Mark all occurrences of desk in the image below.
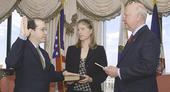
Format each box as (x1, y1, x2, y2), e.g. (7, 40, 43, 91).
(157, 75, 170, 92)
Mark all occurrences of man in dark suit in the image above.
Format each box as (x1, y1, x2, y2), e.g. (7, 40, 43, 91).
(5, 16, 78, 92)
(104, 2, 160, 92)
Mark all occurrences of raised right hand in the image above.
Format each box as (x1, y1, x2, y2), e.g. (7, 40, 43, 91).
(20, 16, 30, 38)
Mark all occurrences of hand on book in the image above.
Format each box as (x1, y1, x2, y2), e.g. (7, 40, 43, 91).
(78, 75, 93, 83)
(63, 71, 80, 81)
(63, 70, 79, 76)
(65, 75, 87, 85)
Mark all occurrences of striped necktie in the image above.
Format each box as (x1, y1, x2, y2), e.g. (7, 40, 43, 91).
(36, 48, 46, 69)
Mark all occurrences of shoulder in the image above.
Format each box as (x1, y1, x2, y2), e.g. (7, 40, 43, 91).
(140, 26, 160, 42)
(93, 45, 105, 51)
(67, 45, 77, 50)
(95, 45, 105, 49)
(142, 26, 156, 38)
(144, 29, 160, 42)
(67, 45, 79, 52)
(140, 29, 160, 48)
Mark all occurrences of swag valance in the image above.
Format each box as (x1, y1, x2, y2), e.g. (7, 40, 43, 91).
(1, 0, 170, 23)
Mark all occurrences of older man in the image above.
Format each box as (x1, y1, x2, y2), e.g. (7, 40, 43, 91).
(104, 2, 160, 92)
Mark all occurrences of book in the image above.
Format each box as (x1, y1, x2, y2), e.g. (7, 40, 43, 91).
(64, 75, 85, 81)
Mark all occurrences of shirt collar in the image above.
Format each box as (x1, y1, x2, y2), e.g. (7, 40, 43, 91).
(32, 42, 39, 48)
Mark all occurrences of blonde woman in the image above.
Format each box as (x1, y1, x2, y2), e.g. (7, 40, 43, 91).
(65, 19, 108, 92)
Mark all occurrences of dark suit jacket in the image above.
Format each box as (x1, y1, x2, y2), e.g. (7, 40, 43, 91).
(5, 38, 64, 92)
(115, 25, 160, 92)
(65, 45, 108, 92)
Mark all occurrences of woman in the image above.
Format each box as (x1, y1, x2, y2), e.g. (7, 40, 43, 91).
(65, 19, 108, 92)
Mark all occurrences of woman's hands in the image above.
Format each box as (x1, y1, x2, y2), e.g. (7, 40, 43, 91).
(63, 71, 93, 84)
(62, 70, 79, 76)
(78, 74, 93, 83)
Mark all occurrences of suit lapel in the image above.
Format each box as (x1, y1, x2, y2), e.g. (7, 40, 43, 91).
(27, 40, 42, 66)
(86, 48, 93, 63)
(120, 41, 135, 62)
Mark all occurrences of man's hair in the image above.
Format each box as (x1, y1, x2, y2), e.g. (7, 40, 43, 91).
(27, 19, 36, 30)
(135, 2, 147, 20)
(126, 1, 147, 21)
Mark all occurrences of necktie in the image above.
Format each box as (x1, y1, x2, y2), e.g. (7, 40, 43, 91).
(36, 48, 46, 69)
(127, 34, 134, 43)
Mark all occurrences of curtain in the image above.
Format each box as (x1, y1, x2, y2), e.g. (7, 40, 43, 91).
(77, 0, 128, 21)
(1, 0, 170, 22)
(139, 0, 170, 16)
(0, 0, 18, 23)
(64, 0, 77, 24)
(16, 0, 62, 21)
(45, 15, 59, 59)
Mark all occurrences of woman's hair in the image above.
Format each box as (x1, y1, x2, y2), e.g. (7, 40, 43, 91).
(75, 19, 97, 49)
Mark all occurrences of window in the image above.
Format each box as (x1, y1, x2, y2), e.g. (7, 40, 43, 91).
(0, 10, 22, 68)
(11, 10, 22, 45)
(162, 16, 170, 73)
(0, 20, 7, 68)
(104, 16, 120, 65)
